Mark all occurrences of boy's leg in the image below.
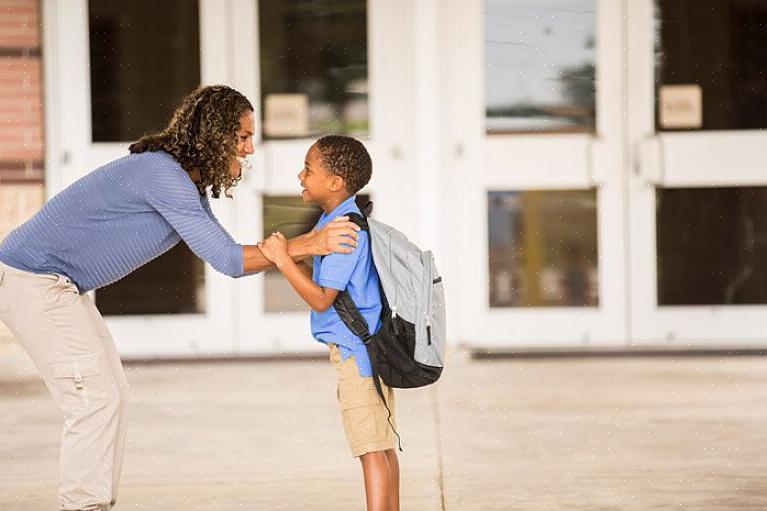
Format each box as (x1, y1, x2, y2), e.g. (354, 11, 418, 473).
(359, 451, 390, 511)
(329, 344, 399, 511)
(385, 449, 400, 511)
(0, 265, 126, 510)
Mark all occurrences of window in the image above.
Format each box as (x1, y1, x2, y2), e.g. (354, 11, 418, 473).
(97, 243, 206, 315)
(89, 0, 200, 142)
(488, 190, 598, 307)
(262, 194, 369, 312)
(485, 0, 596, 133)
(657, 187, 767, 305)
(655, 0, 767, 131)
(258, 0, 368, 139)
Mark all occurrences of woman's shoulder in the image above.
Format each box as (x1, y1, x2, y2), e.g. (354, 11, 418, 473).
(130, 149, 182, 169)
(134, 151, 200, 198)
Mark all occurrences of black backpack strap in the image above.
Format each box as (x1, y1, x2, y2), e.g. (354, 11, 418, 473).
(345, 211, 369, 231)
(328, 203, 402, 450)
(332, 285, 403, 451)
(333, 290, 372, 342)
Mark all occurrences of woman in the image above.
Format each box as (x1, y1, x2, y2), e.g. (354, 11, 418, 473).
(0, 85, 358, 511)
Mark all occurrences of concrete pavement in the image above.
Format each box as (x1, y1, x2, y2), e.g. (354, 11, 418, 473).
(1, 350, 766, 510)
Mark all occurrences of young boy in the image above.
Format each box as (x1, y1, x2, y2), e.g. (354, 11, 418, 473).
(258, 135, 400, 511)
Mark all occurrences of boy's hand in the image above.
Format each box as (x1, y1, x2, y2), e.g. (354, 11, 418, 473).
(312, 216, 359, 255)
(260, 232, 291, 267)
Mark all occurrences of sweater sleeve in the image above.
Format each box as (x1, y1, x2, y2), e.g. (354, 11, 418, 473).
(145, 167, 245, 278)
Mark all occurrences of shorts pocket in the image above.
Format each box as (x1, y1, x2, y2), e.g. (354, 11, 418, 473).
(341, 404, 379, 444)
(50, 354, 105, 410)
(339, 384, 382, 444)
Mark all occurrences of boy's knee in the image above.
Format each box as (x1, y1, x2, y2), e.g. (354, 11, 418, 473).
(360, 450, 388, 463)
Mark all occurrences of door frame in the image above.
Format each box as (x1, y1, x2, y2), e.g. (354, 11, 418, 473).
(42, 0, 239, 357)
(230, 0, 427, 354)
(626, 0, 767, 346)
(443, 0, 630, 348)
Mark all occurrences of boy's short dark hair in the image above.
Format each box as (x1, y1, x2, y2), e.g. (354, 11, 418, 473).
(315, 135, 372, 195)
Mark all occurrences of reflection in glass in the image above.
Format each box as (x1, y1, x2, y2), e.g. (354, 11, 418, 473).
(488, 190, 598, 307)
(259, 0, 368, 139)
(263, 195, 370, 312)
(97, 243, 206, 315)
(484, 0, 596, 133)
(655, 0, 767, 131)
(89, 0, 200, 142)
(657, 187, 767, 305)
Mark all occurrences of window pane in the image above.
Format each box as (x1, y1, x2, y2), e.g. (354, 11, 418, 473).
(258, 0, 368, 139)
(655, 0, 767, 131)
(657, 187, 767, 305)
(488, 190, 598, 307)
(263, 195, 369, 312)
(97, 243, 206, 315)
(485, 0, 596, 134)
(89, 0, 200, 142)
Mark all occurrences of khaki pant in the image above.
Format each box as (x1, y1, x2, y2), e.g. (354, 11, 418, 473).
(0, 262, 128, 511)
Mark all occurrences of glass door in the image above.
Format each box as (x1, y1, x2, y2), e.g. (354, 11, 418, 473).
(628, 0, 767, 345)
(231, 0, 418, 353)
(43, 0, 238, 356)
(444, 0, 629, 347)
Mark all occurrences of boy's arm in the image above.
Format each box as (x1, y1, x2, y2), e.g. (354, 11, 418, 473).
(276, 257, 339, 312)
(261, 233, 339, 312)
(297, 260, 313, 279)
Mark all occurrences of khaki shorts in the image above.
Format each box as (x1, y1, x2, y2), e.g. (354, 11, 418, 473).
(329, 344, 397, 457)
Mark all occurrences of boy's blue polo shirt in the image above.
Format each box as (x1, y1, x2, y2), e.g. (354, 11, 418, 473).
(311, 195, 381, 377)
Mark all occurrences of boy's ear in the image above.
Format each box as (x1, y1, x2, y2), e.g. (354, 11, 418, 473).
(329, 174, 346, 192)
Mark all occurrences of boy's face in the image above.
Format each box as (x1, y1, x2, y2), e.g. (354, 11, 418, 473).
(298, 144, 344, 204)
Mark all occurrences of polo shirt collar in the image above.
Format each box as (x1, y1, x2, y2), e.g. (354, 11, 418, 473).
(317, 195, 359, 229)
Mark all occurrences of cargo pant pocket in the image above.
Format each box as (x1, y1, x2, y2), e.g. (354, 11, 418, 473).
(50, 354, 106, 410)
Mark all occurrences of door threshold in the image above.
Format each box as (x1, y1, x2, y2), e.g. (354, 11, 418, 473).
(471, 345, 767, 360)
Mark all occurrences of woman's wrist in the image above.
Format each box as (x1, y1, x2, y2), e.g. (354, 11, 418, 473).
(287, 231, 315, 260)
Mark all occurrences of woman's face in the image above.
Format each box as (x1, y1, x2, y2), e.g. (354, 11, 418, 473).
(231, 110, 255, 178)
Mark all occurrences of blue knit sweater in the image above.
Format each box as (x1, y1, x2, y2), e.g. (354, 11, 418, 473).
(0, 151, 245, 292)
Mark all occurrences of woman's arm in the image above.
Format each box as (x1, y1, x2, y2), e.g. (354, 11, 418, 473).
(242, 217, 359, 273)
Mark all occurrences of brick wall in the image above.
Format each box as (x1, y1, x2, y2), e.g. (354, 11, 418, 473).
(0, 0, 44, 378)
(0, 0, 44, 185)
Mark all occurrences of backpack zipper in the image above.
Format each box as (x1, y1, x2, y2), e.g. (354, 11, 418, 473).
(391, 305, 400, 336)
(426, 252, 433, 345)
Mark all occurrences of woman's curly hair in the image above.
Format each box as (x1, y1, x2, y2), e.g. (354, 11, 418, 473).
(129, 85, 253, 198)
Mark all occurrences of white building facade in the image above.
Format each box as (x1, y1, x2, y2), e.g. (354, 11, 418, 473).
(37, 0, 767, 358)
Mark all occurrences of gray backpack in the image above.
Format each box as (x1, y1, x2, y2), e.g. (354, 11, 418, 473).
(333, 205, 446, 393)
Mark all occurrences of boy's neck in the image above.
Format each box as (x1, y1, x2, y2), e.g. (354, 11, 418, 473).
(319, 194, 353, 215)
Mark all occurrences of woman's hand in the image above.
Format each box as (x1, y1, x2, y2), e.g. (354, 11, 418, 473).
(311, 216, 360, 255)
